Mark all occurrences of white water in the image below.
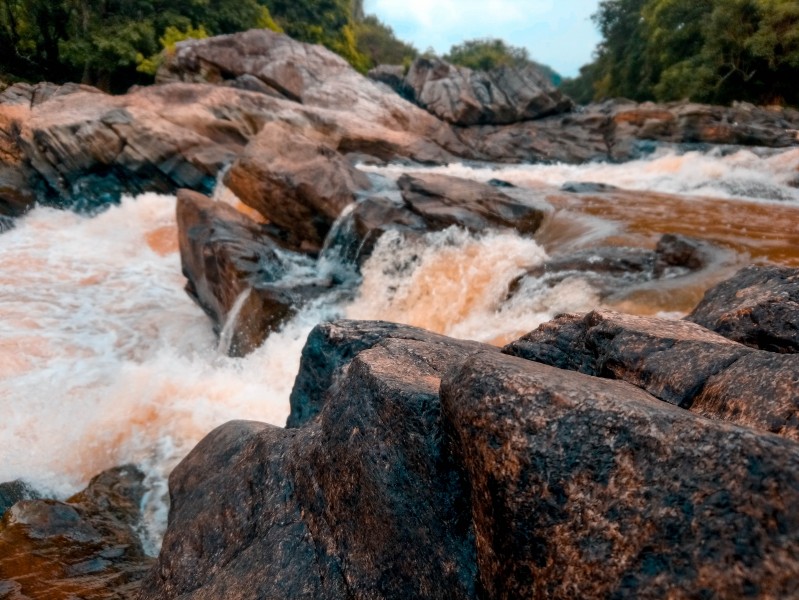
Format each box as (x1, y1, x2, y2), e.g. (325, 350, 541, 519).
(362, 146, 799, 204)
(2, 148, 798, 552)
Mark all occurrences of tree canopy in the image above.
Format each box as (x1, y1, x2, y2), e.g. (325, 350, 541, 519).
(444, 38, 562, 85)
(0, 0, 415, 91)
(563, 0, 799, 106)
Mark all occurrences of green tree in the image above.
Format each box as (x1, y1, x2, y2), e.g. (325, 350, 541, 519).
(353, 15, 417, 68)
(445, 38, 531, 71)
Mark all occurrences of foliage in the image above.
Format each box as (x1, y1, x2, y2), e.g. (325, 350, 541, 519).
(136, 24, 208, 76)
(353, 15, 417, 69)
(445, 38, 531, 71)
(568, 0, 799, 106)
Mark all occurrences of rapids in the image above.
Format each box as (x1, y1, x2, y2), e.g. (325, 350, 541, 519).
(2, 147, 799, 552)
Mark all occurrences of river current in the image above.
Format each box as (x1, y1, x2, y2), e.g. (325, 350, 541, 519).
(2, 147, 798, 551)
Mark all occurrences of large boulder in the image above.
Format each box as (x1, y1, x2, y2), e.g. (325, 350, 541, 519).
(687, 265, 799, 353)
(223, 121, 371, 254)
(177, 189, 328, 356)
(0, 466, 153, 599)
(442, 349, 799, 599)
(403, 57, 573, 126)
(140, 326, 495, 599)
(143, 320, 799, 599)
(287, 320, 494, 427)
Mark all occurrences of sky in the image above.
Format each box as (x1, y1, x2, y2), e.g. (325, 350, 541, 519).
(363, 0, 602, 78)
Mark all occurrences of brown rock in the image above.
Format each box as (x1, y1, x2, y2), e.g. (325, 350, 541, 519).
(0, 466, 153, 599)
(693, 352, 799, 440)
(503, 310, 750, 407)
(224, 121, 371, 254)
(441, 349, 799, 599)
(397, 172, 546, 236)
(287, 319, 494, 428)
(687, 265, 799, 353)
(141, 328, 493, 599)
(177, 189, 328, 356)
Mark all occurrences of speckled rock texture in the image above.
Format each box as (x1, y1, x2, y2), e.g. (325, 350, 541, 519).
(140, 331, 492, 599)
(503, 309, 799, 441)
(177, 189, 330, 356)
(287, 320, 494, 428)
(687, 265, 799, 353)
(143, 320, 799, 599)
(442, 349, 799, 599)
(0, 466, 153, 599)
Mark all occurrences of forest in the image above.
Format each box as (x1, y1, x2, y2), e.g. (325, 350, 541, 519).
(564, 0, 799, 106)
(1, 0, 797, 106)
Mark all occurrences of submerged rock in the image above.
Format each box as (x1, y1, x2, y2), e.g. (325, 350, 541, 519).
(687, 265, 799, 353)
(0, 466, 153, 599)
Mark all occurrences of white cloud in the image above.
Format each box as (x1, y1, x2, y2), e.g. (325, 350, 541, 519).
(365, 0, 601, 76)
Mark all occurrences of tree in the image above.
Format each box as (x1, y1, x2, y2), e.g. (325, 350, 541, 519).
(444, 38, 530, 71)
(353, 15, 416, 68)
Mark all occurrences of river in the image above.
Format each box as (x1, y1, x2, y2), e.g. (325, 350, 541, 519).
(2, 146, 798, 551)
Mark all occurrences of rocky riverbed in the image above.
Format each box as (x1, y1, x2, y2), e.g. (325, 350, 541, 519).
(2, 28, 799, 599)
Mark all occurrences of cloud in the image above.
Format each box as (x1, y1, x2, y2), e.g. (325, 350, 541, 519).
(365, 0, 601, 76)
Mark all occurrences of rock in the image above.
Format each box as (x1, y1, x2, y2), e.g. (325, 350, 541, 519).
(141, 328, 495, 599)
(503, 310, 751, 408)
(652, 233, 714, 278)
(0, 466, 153, 599)
(510, 234, 718, 299)
(403, 57, 573, 126)
(223, 121, 372, 254)
(693, 352, 799, 440)
(560, 181, 621, 193)
(503, 309, 799, 440)
(287, 319, 494, 428)
(687, 265, 799, 353)
(441, 349, 799, 599)
(0, 481, 38, 519)
(397, 172, 546, 236)
(366, 65, 409, 98)
(177, 189, 329, 356)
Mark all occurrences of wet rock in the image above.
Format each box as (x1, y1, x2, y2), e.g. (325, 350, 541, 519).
(177, 189, 327, 357)
(0, 466, 153, 599)
(503, 310, 751, 408)
(687, 265, 799, 353)
(397, 172, 545, 236)
(442, 349, 799, 599)
(287, 319, 494, 428)
(693, 352, 799, 440)
(224, 121, 372, 254)
(0, 481, 38, 519)
(403, 57, 573, 126)
(560, 181, 621, 193)
(141, 331, 492, 599)
(653, 233, 715, 278)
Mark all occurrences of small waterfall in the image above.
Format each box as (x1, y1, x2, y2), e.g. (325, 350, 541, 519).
(216, 288, 253, 355)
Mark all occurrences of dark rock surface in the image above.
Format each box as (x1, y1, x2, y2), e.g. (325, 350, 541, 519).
(503, 308, 799, 440)
(140, 327, 495, 599)
(0, 466, 153, 599)
(0, 481, 38, 519)
(442, 349, 799, 599)
(403, 57, 573, 126)
(503, 310, 750, 408)
(287, 319, 494, 428)
(177, 189, 328, 357)
(687, 265, 799, 353)
(144, 319, 799, 599)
